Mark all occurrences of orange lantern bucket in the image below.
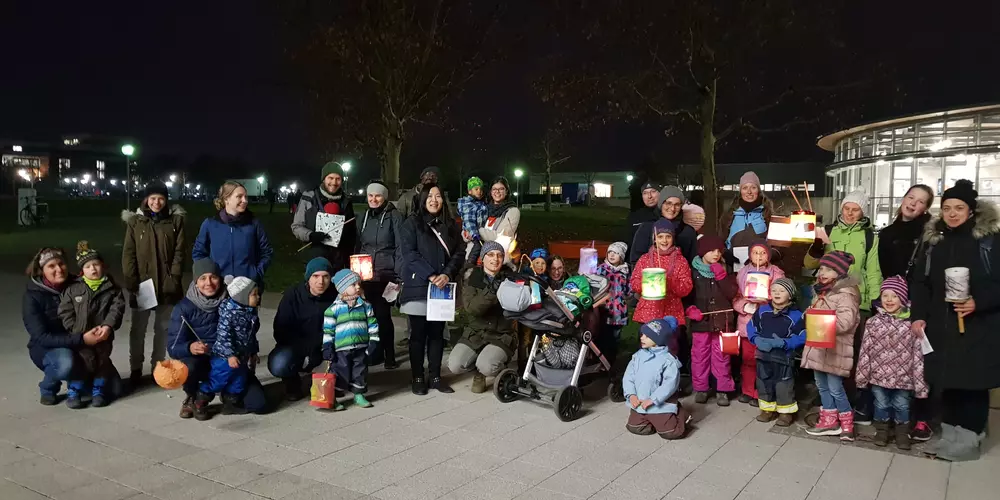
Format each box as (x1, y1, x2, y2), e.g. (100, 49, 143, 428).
(153, 360, 189, 390)
(805, 308, 837, 348)
(350, 254, 374, 281)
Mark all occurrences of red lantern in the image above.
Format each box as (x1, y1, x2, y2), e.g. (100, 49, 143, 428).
(719, 332, 740, 356)
(350, 254, 374, 281)
(805, 308, 837, 348)
(310, 372, 337, 409)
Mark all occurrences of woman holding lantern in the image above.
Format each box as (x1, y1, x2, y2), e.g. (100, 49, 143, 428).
(478, 177, 521, 268)
(910, 180, 1000, 461)
(356, 181, 404, 369)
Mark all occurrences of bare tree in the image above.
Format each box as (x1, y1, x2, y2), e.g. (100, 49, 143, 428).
(535, 128, 571, 212)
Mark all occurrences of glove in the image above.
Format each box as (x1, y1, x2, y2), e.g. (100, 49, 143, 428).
(710, 263, 726, 281)
(808, 238, 825, 257)
(309, 231, 329, 245)
(753, 337, 775, 352)
(743, 302, 758, 314)
(685, 305, 703, 322)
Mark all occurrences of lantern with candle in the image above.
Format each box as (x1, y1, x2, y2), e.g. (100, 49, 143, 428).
(790, 210, 817, 243)
(641, 268, 666, 300)
(805, 308, 837, 348)
(578, 247, 598, 275)
(743, 271, 771, 302)
(719, 331, 740, 356)
(350, 254, 374, 281)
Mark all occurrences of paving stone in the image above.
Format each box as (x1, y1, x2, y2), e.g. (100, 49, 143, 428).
(201, 461, 278, 487)
(166, 449, 241, 475)
(0, 479, 49, 500)
(247, 446, 318, 471)
(286, 456, 362, 484)
(240, 471, 322, 499)
(112, 464, 194, 493)
(51, 479, 138, 500)
(537, 470, 611, 498)
(439, 473, 530, 500)
(147, 475, 236, 500)
(214, 438, 284, 460)
(2, 454, 103, 497)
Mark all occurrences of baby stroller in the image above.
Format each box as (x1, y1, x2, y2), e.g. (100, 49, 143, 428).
(494, 273, 619, 421)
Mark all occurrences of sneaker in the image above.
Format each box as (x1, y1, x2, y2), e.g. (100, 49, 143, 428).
(39, 393, 58, 406)
(221, 396, 248, 415)
(353, 393, 373, 408)
(412, 377, 428, 396)
(694, 391, 709, 404)
(909, 421, 933, 442)
(895, 421, 912, 451)
(179, 396, 195, 419)
(806, 409, 842, 436)
(873, 421, 891, 447)
(756, 410, 778, 423)
(776, 413, 796, 427)
(853, 409, 872, 426)
(738, 394, 752, 404)
(430, 377, 454, 394)
(716, 393, 730, 407)
(471, 373, 487, 394)
(333, 400, 346, 411)
(65, 393, 85, 410)
(91, 393, 109, 408)
(838, 411, 855, 442)
(748, 398, 759, 407)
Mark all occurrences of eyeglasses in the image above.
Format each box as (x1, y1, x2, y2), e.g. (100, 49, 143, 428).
(663, 201, 682, 208)
(491, 188, 506, 193)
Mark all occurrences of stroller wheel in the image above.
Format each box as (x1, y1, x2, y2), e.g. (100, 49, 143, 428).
(607, 382, 625, 403)
(493, 369, 520, 403)
(554, 386, 583, 422)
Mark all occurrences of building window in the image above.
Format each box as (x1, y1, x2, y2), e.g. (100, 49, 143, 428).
(96, 160, 105, 179)
(979, 154, 1000, 198)
(58, 158, 71, 176)
(539, 185, 562, 195)
(63, 138, 79, 146)
(592, 183, 612, 198)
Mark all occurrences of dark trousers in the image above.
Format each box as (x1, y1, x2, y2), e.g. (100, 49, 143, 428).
(942, 389, 990, 434)
(756, 360, 797, 413)
(409, 314, 445, 379)
(362, 282, 396, 365)
(179, 355, 211, 397)
(267, 344, 322, 386)
(334, 348, 369, 393)
(625, 406, 690, 440)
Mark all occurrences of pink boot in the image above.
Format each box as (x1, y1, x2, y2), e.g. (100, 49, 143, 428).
(838, 411, 855, 442)
(806, 408, 842, 437)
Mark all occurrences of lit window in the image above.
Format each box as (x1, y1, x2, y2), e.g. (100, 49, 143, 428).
(58, 158, 71, 175)
(807, 184, 816, 191)
(96, 160, 105, 179)
(540, 185, 563, 195)
(592, 183, 612, 198)
(63, 138, 79, 146)
(12, 145, 22, 152)
(763, 184, 774, 192)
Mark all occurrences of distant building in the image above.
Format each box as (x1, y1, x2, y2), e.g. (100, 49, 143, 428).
(1, 134, 136, 196)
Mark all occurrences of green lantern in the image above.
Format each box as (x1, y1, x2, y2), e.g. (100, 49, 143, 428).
(641, 267, 666, 300)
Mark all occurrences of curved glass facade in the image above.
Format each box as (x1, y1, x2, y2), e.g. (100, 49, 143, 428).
(822, 106, 1000, 227)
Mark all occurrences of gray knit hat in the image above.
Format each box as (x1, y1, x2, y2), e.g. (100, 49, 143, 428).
(772, 277, 797, 302)
(607, 241, 628, 260)
(192, 258, 219, 279)
(657, 185, 685, 208)
(225, 276, 257, 306)
(481, 240, 506, 259)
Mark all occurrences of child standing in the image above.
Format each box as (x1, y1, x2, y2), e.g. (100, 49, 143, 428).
(196, 276, 260, 420)
(855, 276, 927, 450)
(802, 251, 861, 441)
(686, 236, 739, 406)
(323, 269, 379, 410)
(733, 241, 786, 406)
(630, 219, 693, 324)
(746, 278, 805, 426)
(596, 241, 631, 364)
(622, 316, 689, 440)
(58, 241, 126, 408)
(458, 176, 488, 262)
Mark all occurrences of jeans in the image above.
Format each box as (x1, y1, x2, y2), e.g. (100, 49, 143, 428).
(409, 314, 445, 379)
(814, 371, 851, 413)
(447, 343, 510, 377)
(31, 347, 79, 396)
(871, 385, 912, 423)
(129, 304, 174, 372)
(362, 282, 396, 365)
(267, 344, 322, 383)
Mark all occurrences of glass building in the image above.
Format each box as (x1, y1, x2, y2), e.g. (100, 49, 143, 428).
(818, 104, 1000, 227)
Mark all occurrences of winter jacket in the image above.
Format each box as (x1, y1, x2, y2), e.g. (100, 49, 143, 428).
(630, 247, 693, 324)
(629, 218, 698, 271)
(855, 310, 928, 398)
(877, 213, 931, 279)
(291, 186, 357, 259)
(167, 291, 222, 360)
(356, 203, 404, 283)
(746, 304, 806, 366)
(800, 277, 861, 378)
(626, 206, 660, 256)
(58, 277, 126, 336)
(322, 296, 378, 355)
(192, 211, 273, 286)
(479, 206, 521, 266)
(398, 213, 465, 306)
(596, 262, 631, 326)
(121, 205, 187, 306)
(457, 195, 487, 240)
(723, 199, 773, 249)
(272, 281, 337, 355)
(459, 267, 516, 357)
(24, 277, 83, 350)
(804, 217, 882, 311)
(910, 200, 1000, 390)
(397, 183, 454, 220)
(213, 299, 260, 359)
(688, 264, 738, 333)
(733, 264, 786, 337)
(622, 346, 682, 415)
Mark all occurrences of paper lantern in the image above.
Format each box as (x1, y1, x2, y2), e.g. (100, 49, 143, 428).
(641, 268, 666, 300)
(153, 360, 188, 390)
(805, 308, 837, 348)
(743, 271, 771, 302)
(578, 247, 598, 275)
(310, 372, 337, 409)
(944, 267, 970, 302)
(719, 332, 741, 356)
(350, 254, 374, 281)
(791, 210, 817, 243)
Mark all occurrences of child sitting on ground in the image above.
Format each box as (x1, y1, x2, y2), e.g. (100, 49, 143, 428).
(733, 241, 786, 406)
(746, 277, 805, 426)
(596, 241, 630, 364)
(195, 276, 260, 420)
(802, 251, 861, 441)
(323, 269, 379, 410)
(58, 241, 126, 409)
(686, 236, 739, 406)
(458, 176, 488, 262)
(622, 316, 689, 440)
(630, 219, 693, 325)
(855, 276, 927, 450)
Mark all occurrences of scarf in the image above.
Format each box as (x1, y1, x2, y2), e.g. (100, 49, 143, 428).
(42, 277, 66, 292)
(691, 256, 714, 278)
(652, 245, 677, 257)
(487, 200, 515, 219)
(218, 209, 243, 224)
(604, 259, 629, 275)
(738, 196, 762, 213)
(886, 306, 911, 320)
(319, 186, 343, 202)
(83, 275, 106, 292)
(813, 280, 836, 296)
(186, 281, 227, 312)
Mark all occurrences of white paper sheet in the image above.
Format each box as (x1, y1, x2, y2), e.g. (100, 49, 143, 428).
(426, 282, 457, 322)
(732, 246, 749, 272)
(136, 279, 158, 311)
(920, 329, 934, 355)
(315, 213, 346, 247)
(382, 282, 400, 303)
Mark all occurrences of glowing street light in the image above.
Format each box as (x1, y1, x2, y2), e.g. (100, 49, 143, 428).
(340, 162, 351, 172)
(121, 144, 135, 156)
(256, 176, 265, 196)
(165, 181, 174, 188)
(195, 184, 201, 190)
(121, 144, 136, 210)
(169, 174, 177, 182)
(513, 168, 524, 208)
(626, 174, 634, 182)
(290, 183, 297, 191)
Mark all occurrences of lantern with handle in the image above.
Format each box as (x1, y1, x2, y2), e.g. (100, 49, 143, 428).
(790, 210, 817, 243)
(578, 247, 598, 275)
(350, 254, 374, 281)
(743, 271, 771, 302)
(641, 268, 666, 300)
(805, 308, 837, 348)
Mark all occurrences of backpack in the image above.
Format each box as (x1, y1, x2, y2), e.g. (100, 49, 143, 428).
(923, 236, 994, 277)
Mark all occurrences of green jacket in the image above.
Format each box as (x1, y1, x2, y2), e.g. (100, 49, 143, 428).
(121, 205, 187, 306)
(458, 267, 515, 357)
(804, 217, 883, 311)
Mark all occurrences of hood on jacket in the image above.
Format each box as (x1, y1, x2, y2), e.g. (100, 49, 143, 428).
(120, 204, 186, 223)
(825, 275, 861, 297)
(922, 199, 1000, 245)
(27, 275, 78, 295)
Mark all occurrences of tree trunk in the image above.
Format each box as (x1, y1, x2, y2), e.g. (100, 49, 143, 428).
(381, 135, 402, 198)
(544, 163, 552, 212)
(699, 79, 719, 235)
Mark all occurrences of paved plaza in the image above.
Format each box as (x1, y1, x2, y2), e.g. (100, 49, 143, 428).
(1, 274, 998, 500)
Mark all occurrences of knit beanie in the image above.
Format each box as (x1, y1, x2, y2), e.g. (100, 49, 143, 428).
(841, 189, 869, 212)
(143, 181, 169, 200)
(304, 257, 333, 280)
(320, 161, 343, 182)
(225, 276, 257, 306)
(333, 269, 361, 294)
(640, 316, 679, 348)
(607, 241, 628, 260)
(192, 258, 219, 279)
(481, 241, 506, 259)
(772, 277, 797, 301)
(420, 166, 441, 181)
(696, 235, 725, 258)
(739, 171, 761, 189)
(941, 179, 978, 212)
(366, 181, 388, 198)
(657, 185, 685, 208)
(37, 248, 64, 269)
(818, 250, 855, 277)
(653, 218, 677, 235)
(682, 203, 705, 231)
(467, 176, 484, 191)
(530, 248, 549, 260)
(640, 181, 662, 192)
(881, 275, 909, 305)
(75, 240, 102, 269)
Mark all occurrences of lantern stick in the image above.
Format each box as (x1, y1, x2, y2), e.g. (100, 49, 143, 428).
(787, 186, 803, 211)
(802, 181, 813, 212)
(958, 315, 965, 334)
(701, 308, 735, 316)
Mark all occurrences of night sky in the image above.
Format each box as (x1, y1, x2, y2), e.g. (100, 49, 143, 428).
(3, 0, 998, 183)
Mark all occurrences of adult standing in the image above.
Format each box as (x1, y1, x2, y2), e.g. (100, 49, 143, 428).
(478, 176, 521, 267)
(121, 181, 186, 385)
(629, 185, 698, 269)
(193, 181, 273, 287)
(357, 181, 403, 368)
(268, 258, 337, 400)
(877, 185, 934, 279)
(447, 241, 515, 393)
(722, 171, 773, 249)
(910, 180, 1000, 461)
(398, 167, 453, 219)
(291, 162, 357, 270)
(23, 247, 121, 406)
(626, 180, 661, 255)
(399, 184, 465, 395)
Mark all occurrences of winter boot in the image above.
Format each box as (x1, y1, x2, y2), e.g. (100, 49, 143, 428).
(65, 382, 85, 410)
(284, 377, 305, 401)
(411, 377, 428, 396)
(924, 423, 956, 456)
(776, 413, 796, 427)
(716, 393, 730, 407)
(179, 395, 195, 419)
(756, 410, 778, 423)
(748, 398, 759, 407)
(430, 377, 454, 394)
(694, 391, 709, 404)
(873, 421, 891, 447)
(738, 394, 752, 404)
(194, 393, 213, 421)
(221, 395, 248, 415)
(39, 392, 58, 406)
(471, 373, 487, 394)
(805, 408, 842, 437)
(838, 411, 855, 442)
(894, 421, 912, 451)
(353, 393, 373, 408)
(937, 426, 982, 462)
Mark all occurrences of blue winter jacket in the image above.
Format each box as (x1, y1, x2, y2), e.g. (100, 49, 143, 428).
(192, 210, 273, 286)
(213, 298, 260, 359)
(745, 303, 806, 365)
(167, 296, 221, 360)
(726, 205, 768, 248)
(622, 346, 681, 414)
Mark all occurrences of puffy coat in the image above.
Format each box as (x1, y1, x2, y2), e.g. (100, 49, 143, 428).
(272, 281, 337, 356)
(622, 346, 682, 415)
(804, 217, 882, 311)
(910, 200, 1000, 390)
(167, 288, 224, 360)
(58, 277, 126, 336)
(855, 310, 928, 397)
(357, 203, 404, 283)
(722, 197, 774, 249)
(214, 298, 260, 359)
(121, 205, 186, 306)
(688, 264, 738, 333)
(24, 277, 83, 350)
(800, 277, 861, 377)
(877, 213, 930, 279)
(596, 262, 631, 326)
(629, 218, 698, 271)
(192, 210, 273, 286)
(733, 264, 786, 337)
(630, 247, 693, 325)
(746, 304, 806, 366)
(398, 213, 465, 305)
(458, 267, 516, 357)
(479, 205, 521, 267)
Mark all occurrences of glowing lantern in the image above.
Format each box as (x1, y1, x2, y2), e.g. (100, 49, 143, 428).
(153, 360, 189, 390)
(578, 247, 598, 275)
(719, 331, 741, 356)
(805, 308, 837, 348)
(310, 372, 337, 409)
(743, 271, 771, 302)
(791, 210, 817, 243)
(350, 254, 374, 281)
(641, 268, 666, 300)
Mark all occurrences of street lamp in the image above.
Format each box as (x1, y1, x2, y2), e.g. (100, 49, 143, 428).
(626, 174, 634, 182)
(513, 168, 524, 208)
(121, 144, 135, 210)
(257, 175, 265, 196)
(169, 174, 177, 182)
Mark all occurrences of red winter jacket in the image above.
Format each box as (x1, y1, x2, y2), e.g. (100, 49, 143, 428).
(630, 247, 693, 325)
